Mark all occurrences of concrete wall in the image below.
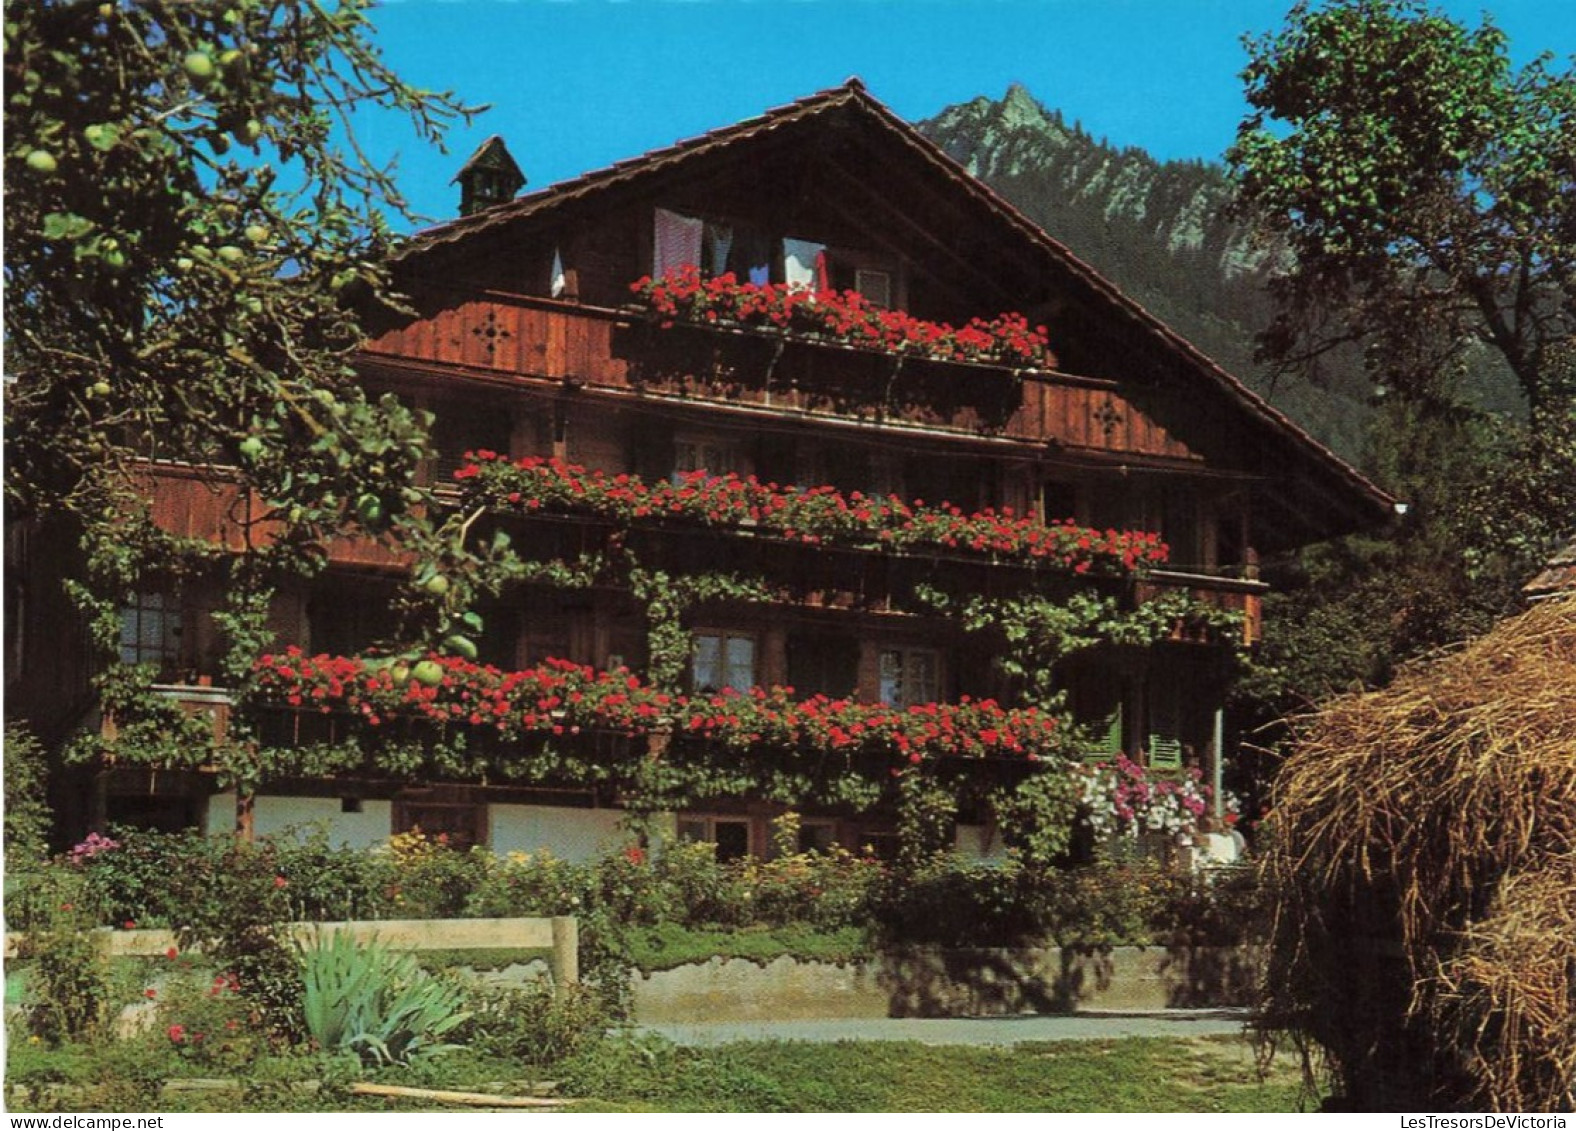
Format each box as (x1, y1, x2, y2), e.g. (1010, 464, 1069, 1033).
(206, 792, 392, 849)
(490, 803, 625, 862)
(632, 946, 1264, 1022)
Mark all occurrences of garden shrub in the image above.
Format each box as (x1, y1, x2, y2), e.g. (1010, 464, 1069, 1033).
(464, 846, 589, 918)
(273, 830, 392, 922)
(34, 825, 1260, 989)
(148, 959, 274, 1073)
(4, 723, 53, 864)
(168, 836, 305, 1041)
(588, 844, 680, 925)
(377, 830, 490, 919)
(15, 883, 117, 1045)
(72, 827, 218, 929)
(875, 860, 1041, 948)
(875, 860, 1263, 949)
(452, 980, 612, 1066)
(647, 839, 743, 926)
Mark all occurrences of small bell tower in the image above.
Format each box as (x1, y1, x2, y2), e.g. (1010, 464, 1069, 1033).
(454, 136, 526, 216)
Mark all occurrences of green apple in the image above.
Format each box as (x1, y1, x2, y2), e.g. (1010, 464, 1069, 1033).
(25, 150, 57, 174)
(412, 660, 444, 687)
(184, 52, 216, 85)
(356, 493, 385, 526)
(443, 634, 478, 661)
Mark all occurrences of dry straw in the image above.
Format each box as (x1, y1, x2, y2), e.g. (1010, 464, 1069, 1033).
(1258, 596, 1575, 1111)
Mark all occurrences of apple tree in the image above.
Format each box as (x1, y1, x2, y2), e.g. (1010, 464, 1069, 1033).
(4, 0, 496, 789)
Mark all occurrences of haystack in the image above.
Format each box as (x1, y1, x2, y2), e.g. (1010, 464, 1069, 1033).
(1259, 596, 1576, 1111)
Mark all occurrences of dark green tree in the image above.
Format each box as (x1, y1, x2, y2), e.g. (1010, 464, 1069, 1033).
(1225, 1, 1576, 773)
(1230, 0, 1575, 415)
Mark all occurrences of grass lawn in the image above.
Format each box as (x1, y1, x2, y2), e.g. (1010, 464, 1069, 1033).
(559, 1034, 1312, 1113)
(5, 1033, 1314, 1113)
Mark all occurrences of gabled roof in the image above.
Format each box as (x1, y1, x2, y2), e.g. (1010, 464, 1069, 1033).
(395, 79, 1396, 534)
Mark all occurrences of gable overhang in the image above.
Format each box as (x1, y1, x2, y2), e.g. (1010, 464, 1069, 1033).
(392, 79, 1396, 549)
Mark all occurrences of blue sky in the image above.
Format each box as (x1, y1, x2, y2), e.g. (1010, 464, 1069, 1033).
(359, 0, 1576, 227)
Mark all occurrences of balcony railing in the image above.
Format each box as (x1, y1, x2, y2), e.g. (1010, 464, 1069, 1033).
(1139, 571, 1265, 647)
(358, 288, 1198, 461)
(135, 461, 408, 570)
(101, 682, 235, 747)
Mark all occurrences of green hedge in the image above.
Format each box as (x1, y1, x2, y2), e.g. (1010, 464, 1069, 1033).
(17, 826, 1265, 950)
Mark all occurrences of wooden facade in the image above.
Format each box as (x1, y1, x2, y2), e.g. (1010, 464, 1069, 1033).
(11, 81, 1394, 854)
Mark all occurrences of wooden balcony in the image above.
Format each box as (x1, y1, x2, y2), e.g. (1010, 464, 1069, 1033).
(136, 462, 408, 571)
(359, 288, 1202, 462)
(1138, 570, 1265, 647)
(100, 682, 235, 747)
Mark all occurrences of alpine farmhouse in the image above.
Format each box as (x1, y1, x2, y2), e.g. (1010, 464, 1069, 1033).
(9, 81, 1394, 859)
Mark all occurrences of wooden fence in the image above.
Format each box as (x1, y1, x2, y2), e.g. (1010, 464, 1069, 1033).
(6, 915, 579, 997)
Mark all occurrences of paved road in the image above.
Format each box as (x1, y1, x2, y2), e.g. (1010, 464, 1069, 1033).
(642, 1009, 1250, 1046)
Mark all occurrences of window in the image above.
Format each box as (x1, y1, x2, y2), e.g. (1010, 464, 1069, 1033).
(1064, 662, 1127, 761)
(786, 633, 859, 699)
(119, 591, 181, 672)
(309, 580, 395, 658)
(678, 815, 752, 861)
(868, 453, 904, 501)
(853, 268, 892, 308)
(797, 821, 837, 854)
(654, 208, 704, 278)
(692, 631, 756, 694)
(879, 647, 939, 708)
(654, 210, 765, 281)
(394, 797, 486, 851)
(429, 401, 513, 488)
(673, 437, 741, 483)
(1042, 481, 1080, 524)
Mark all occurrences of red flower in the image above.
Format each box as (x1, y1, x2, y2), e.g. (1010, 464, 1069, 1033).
(167, 1024, 185, 1043)
(166, 947, 179, 960)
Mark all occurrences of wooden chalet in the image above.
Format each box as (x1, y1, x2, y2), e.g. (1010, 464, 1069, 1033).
(14, 80, 1394, 858)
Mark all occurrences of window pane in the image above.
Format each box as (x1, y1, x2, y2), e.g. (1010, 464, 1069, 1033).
(692, 634, 722, 691)
(140, 613, 164, 651)
(724, 636, 755, 691)
(879, 650, 902, 706)
(854, 269, 891, 308)
(714, 820, 750, 861)
(906, 651, 938, 705)
(799, 823, 836, 853)
(677, 819, 708, 843)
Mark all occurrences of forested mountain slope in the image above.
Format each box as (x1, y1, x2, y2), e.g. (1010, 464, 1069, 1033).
(919, 84, 1376, 459)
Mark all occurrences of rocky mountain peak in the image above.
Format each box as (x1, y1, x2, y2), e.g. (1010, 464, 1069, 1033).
(916, 86, 1370, 461)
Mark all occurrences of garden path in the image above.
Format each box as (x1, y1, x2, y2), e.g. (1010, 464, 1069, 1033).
(641, 1008, 1248, 1046)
